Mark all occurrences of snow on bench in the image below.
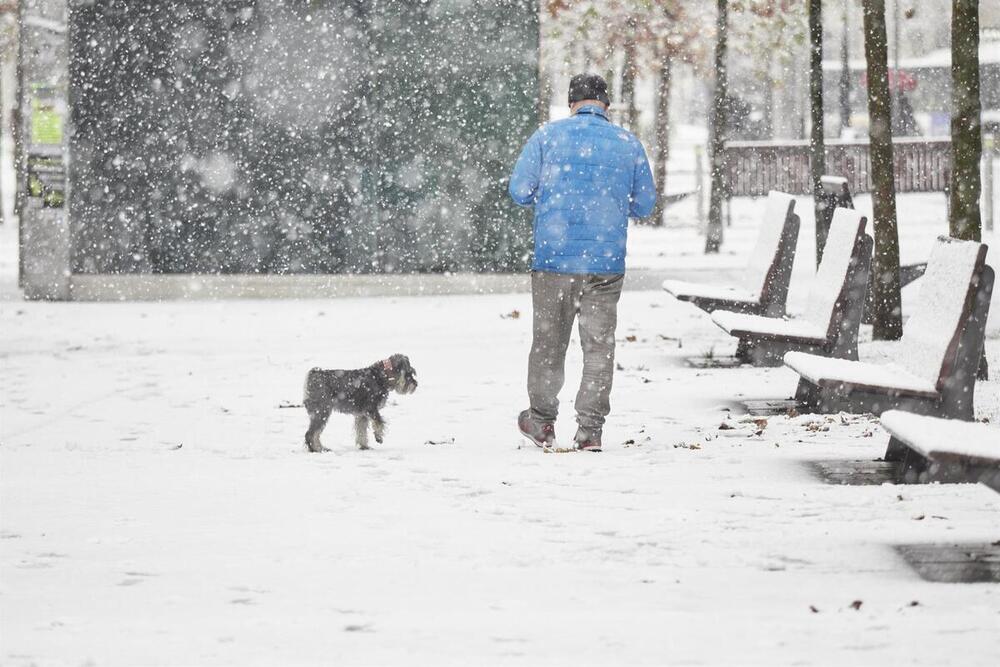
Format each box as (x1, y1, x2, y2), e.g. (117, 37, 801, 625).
(710, 208, 870, 366)
(784, 356, 938, 397)
(663, 191, 799, 317)
(881, 410, 1000, 491)
(784, 236, 994, 420)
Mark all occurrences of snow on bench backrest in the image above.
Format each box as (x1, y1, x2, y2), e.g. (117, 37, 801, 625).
(802, 207, 865, 332)
(820, 175, 849, 197)
(743, 191, 795, 301)
(896, 237, 987, 387)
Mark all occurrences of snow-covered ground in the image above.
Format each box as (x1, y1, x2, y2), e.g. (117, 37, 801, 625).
(2, 193, 999, 665)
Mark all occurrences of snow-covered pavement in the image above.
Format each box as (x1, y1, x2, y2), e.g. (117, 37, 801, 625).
(2, 199, 1000, 665)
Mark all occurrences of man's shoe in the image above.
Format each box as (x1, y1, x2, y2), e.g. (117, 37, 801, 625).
(518, 409, 555, 448)
(574, 428, 602, 452)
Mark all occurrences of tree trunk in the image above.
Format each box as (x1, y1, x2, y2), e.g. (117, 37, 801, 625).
(762, 54, 774, 139)
(652, 53, 672, 226)
(863, 0, 903, 340)
(621, 22, 638, 131)
(15, 1, 25, 283)
(538, 63, 551, 126)
(706, 0, 728, 254)
(839, 0, 852, 133)
(809, 0, 826, 266)
(949, 0, 981, 241)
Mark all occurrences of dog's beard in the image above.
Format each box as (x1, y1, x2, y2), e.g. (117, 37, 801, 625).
(395, 376, 417, 394)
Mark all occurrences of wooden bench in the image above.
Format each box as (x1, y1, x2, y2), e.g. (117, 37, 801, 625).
(881, 410, 1000, 490)
(814, 400, 999, 583)
(663, 191, 799, 317)
(710, 208, 872, 366)
(817, 174, 927, 322)
(783, 237, 994, 420)
(815, 176, 853, 261)
(882, 410, 1000, 583)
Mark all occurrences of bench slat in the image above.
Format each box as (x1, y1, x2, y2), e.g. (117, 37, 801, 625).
(784, 353, 940, 397)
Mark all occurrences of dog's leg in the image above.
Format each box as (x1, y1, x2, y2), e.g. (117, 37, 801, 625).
(354, 415, 371, 450)
(305, 405, 333, 453)
(370, 410, 386, 444)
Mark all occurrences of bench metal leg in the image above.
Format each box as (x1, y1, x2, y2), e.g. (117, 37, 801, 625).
(883, 435, 910, 463)
(744, 339, 795, 367)
(894, 445, 932, 484)
(793, 378, 822, 411)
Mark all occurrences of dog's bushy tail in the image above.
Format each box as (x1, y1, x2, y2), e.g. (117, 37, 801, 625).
(303, 367, 325, 407)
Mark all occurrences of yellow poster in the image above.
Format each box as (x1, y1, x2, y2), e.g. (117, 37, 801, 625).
(31, 97, 63, 146)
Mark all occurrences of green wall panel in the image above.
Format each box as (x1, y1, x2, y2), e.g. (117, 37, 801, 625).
(69, 0, 538, 274)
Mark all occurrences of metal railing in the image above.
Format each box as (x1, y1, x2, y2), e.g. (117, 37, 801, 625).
(721, 137, 953, 197)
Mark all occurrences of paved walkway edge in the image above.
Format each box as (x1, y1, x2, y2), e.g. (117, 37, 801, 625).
(19, 269, 744, 301)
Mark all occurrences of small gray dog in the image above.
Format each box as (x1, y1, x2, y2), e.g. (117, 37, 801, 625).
(303, 354, 418, 452)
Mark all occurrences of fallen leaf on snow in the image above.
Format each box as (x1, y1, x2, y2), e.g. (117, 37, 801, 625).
(674, 442, 702, 450)
(344, 624, 373, 633)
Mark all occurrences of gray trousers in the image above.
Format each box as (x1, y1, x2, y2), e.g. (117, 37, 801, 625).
(527, 271, 624, 433)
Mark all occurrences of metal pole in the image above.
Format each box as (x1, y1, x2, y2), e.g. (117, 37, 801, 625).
(893, 0, 901, 116)
(695, 144, 705, 232)
(18, 0, 71, 300)
(893, 1, 899, 70)
(985, 133, 995, 232)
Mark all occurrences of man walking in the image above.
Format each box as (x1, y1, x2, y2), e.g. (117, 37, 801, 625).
(509, 73, 656, 452)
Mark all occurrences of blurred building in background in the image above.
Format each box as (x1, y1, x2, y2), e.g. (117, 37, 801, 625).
(16, 0, 539, 293)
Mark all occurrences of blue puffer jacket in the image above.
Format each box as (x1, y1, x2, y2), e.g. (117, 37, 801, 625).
(508, 105, 656, 274)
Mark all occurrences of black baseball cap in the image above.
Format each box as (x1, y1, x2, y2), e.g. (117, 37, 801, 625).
(568, 73, 611, 106)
